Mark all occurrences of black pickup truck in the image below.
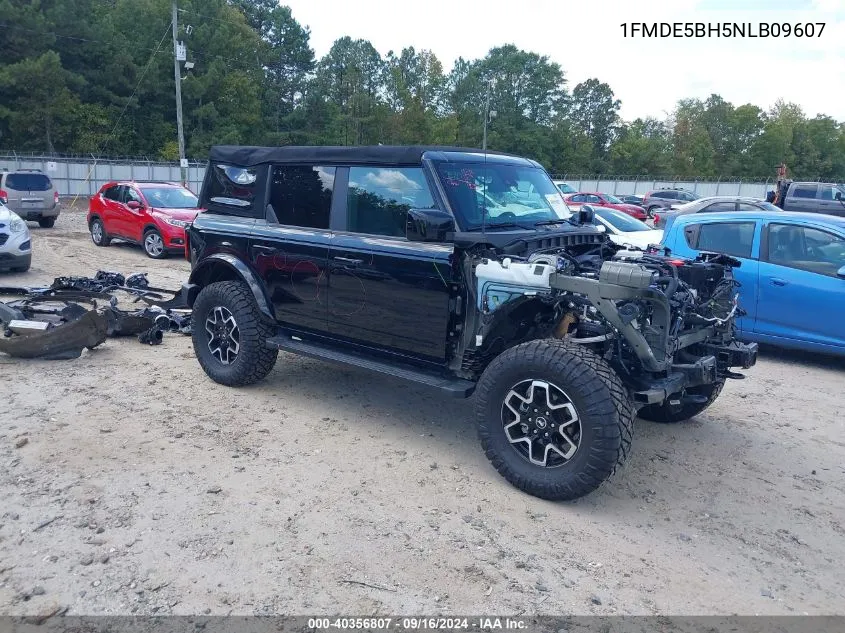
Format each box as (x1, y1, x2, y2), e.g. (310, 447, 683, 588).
(182, 145, 757, 501)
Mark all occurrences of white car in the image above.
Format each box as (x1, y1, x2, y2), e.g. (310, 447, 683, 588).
(591, 205, 663, 250)
(0, 203, 32, 272)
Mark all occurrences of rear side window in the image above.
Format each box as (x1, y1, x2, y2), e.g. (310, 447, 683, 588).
(654, 191, 675, 200)
(5, 173, 52, 191)
(701, 202, 736, 212)
(102, 185, 122, 201)
(346, 166, 435, 237)
(207, 164, 258, 209)
(693, 221, 756, 259)
(791, 185, 817, 199)
(268, 165, 335, 229)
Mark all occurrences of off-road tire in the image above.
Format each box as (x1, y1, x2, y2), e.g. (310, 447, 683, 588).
(38, 217, 56, 228)
(192, 281, 278, 387)
(475, 339, 634, 501)
(89, 218, 110, 246)
(637, 380, 725, 424)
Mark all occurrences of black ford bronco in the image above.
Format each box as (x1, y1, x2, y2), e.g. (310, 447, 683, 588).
(183, 145, 757, 501)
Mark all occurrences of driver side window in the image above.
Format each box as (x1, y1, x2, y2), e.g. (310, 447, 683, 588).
(125, 187, 143, 205)
(766, 224, 845, 277)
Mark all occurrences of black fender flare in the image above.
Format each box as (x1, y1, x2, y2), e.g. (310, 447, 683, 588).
(186, 253, 274, 320)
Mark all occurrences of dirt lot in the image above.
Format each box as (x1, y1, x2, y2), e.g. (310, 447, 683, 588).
(1, 205, 844, 617)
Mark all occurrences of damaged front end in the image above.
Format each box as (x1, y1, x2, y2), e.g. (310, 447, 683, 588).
(452, 224, 757, 410)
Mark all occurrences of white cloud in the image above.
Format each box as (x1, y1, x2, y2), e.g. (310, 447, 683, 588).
(282, 0, 845, 121)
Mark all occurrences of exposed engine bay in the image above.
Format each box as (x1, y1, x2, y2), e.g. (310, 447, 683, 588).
(452, 231, 758, 408)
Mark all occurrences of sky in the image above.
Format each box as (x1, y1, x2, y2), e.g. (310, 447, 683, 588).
(280, 0, 845, 122)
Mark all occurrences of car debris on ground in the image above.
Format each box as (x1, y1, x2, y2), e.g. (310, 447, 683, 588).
(0, 270, 190, 359)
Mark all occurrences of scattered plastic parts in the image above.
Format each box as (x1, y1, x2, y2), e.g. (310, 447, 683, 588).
(138, 325, 164, 346)
(0, 308, 108, 359)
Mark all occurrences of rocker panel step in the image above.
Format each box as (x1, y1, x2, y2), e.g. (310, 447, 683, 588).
(266, 334, 475, 398)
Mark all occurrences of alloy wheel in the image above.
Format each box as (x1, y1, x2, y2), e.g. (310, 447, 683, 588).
(144, 232, 164, 257)
(501, 379, 582, 467)
(205, 306, 240, 365)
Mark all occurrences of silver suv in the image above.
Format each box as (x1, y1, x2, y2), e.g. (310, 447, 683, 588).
(0, 169, 60, 228)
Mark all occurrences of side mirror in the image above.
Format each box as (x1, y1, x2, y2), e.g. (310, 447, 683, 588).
(838, 265, 845, 279)
(406, 208, 455, 242)
(836, 191, 843, 201)
(570, 203, 595, 226)
(126, 200, 143, 211)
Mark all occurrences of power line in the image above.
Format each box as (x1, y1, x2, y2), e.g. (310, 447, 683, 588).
(0, 21, 167, 56)
(176, 7, 253, 29)
(70, 22, 173, 207)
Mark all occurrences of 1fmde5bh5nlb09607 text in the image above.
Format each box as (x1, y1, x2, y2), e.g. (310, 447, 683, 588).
(620, 22, 826, 38)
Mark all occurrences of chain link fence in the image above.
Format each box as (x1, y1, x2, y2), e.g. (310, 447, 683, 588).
(3, 152, 815, 201)
(0, 152, 207, 198)
(549, 174, 784, 200)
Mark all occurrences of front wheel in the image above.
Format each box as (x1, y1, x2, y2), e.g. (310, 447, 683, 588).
(143, 229, 167, 259)
(191, 281, 278, 386)
(474, 340, 634, 501)
(637, 380, 725, 424)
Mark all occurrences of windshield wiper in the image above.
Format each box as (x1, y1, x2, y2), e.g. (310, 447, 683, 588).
(467, 222, 532, 231)
(534, 219, 572, 227)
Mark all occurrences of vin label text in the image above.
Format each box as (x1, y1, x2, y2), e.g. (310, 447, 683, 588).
(620, 22, 826, 38)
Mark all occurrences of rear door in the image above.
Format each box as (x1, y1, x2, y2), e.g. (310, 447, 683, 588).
(756, 221, 845, 349)
(249, 164, 335, 333)
(326, 165, 453, 362)
(668, 218, 761, 333)
(99, 185, 126, 236)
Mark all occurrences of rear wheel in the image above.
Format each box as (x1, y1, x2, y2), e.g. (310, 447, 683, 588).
(637, 380, 725, 424)
(647, 205, 660, 218)
(191, 281, 278, 386)
(475, 340, 634, 501)
(38, 217, 56, 228)
(90, 218, 110, 246)
(143, 228, 166, 259)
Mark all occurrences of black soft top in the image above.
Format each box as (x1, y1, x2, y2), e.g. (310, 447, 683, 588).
(208, 145, 526, 167)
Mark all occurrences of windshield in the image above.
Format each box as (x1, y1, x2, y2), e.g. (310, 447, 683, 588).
(556, 182, 576, 194)
(603, 194, 623, 204)
(141, 187, 199, 209)
(595, 207, 651, 232)
(436, 162, 567, 229)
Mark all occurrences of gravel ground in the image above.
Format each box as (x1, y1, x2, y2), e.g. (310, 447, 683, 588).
(1, 205, 844, 617)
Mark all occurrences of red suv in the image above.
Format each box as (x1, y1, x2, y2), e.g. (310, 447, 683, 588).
(87, 181, 202, 258)
(563, 192, 647, 220)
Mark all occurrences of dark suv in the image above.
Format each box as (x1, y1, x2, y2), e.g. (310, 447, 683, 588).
(183, 145, 756, 501)
(641, 188, 700, 216)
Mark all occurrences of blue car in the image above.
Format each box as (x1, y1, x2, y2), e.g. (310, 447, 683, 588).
(662, 211, 845, 357)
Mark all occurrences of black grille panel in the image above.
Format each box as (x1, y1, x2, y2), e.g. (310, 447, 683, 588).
(0, 234, 9, 246)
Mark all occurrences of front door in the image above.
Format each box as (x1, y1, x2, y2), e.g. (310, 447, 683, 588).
(326, 165, 453, 362)
(249, 164, 335, 333)
(756, 221, 845, 349)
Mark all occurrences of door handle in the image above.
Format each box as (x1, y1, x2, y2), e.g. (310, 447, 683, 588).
(252, 244, 274, 252)
(333, 256, 363, 267)
(770, 278, 788, 287)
